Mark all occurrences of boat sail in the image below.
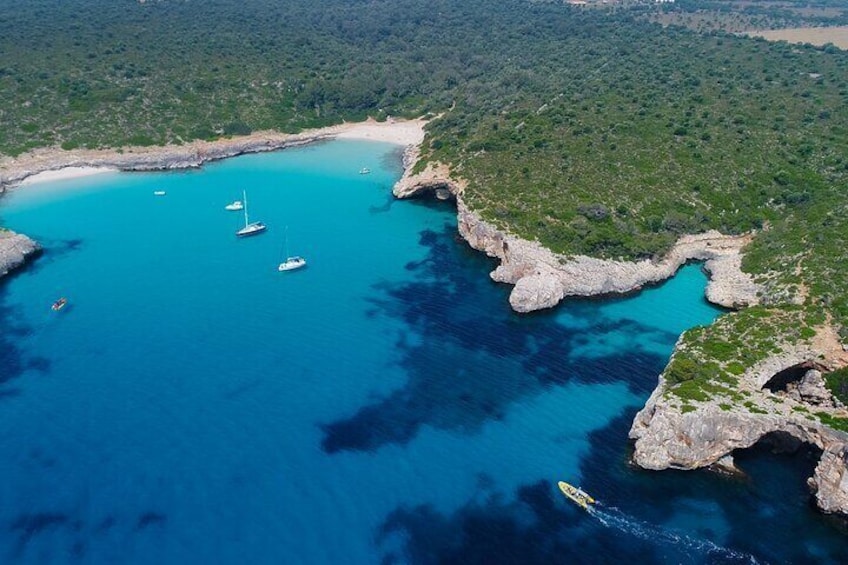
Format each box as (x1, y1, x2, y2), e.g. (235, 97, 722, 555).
(278, 226, 306, 271)
(235, 190, 266, 237)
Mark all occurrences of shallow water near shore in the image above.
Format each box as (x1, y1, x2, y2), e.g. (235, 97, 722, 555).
(0, 139, 846, 563)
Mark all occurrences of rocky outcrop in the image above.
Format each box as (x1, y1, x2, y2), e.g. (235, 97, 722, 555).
(392, 157, 463, 200)
(629, 343, 848, 517)
(394, 162, 760, 313)
(789, 370, 842, 408)
(0, 230, 40, 278)
(811, 447, 848, 515)
(458, 204, 760, 313)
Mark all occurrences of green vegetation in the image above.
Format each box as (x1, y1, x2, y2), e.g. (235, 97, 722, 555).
(824, 367, 848, 405)
(816, 411, 848, 433)
(663, 306, 817, 403)
(744, 401, 769, 415)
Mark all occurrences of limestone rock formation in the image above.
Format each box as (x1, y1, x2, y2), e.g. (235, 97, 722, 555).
(811, 448, 848, 515)
(629, 346, 848, 517)
(457, 202, 761, 313)
(0, 230, 40, 278)
(384, 132, 848, 519)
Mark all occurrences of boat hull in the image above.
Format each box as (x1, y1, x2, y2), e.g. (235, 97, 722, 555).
(278, 257, 306, 271)
(236, 222, 267, 237)
(558, 481, 595, 510)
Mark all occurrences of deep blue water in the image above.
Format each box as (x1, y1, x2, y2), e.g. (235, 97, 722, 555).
(0, 139, 845, 564)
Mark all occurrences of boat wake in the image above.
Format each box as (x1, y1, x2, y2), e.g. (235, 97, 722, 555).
(586, 504, 762, 564)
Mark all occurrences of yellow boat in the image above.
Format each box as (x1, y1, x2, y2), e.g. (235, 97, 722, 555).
(558, 481, 596, 510)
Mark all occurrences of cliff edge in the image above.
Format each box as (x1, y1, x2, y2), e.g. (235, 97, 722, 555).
(393, 156, 848, 519)
(0, 229, 40, 279)
(393, 160, 760, 313)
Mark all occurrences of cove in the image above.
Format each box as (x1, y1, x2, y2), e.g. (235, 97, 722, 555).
(0, 139, 845, 564)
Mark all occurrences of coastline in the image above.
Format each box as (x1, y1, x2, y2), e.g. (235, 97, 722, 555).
(0, 117, 426, 279)
(392, 152, 848, 518)
(392, 160, 760, 313)
(0, 117, 427, 191)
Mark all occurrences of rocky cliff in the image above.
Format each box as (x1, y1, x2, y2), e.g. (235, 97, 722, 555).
(393, 157, 848, 519)
(394, 161, 760, 313)
(629, 344, 848, 516)
(0, 230, 40, 278)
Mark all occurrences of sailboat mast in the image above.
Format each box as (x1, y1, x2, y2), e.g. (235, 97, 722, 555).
(285, 225, 289, 258)
(242, 189, 249, 227)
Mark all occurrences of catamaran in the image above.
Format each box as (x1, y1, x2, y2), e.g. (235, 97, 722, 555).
(278, 226, 306, 271)
(558, 481, 596, 510)
(235, 190, 266, 237)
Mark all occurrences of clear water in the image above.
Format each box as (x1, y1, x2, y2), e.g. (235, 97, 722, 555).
(0, 140, 845, 564)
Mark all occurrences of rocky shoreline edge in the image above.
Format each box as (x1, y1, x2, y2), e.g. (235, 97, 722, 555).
(393, 156, 848, 518)
(393, 155, 761, 313)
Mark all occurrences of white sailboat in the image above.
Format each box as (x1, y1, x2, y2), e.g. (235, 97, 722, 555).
(235, 190, 266, 237)
(278, 226, 306, 271)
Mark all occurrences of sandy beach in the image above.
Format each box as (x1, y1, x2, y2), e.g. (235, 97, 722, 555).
(0, 117, 427, 190)
(19, 166, 119, 186)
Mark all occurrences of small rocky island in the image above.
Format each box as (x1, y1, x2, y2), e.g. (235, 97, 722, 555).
(393, 155, 848, 519)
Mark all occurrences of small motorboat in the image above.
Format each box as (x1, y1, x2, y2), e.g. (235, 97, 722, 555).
(278, 256, 307, 272)
(51, 297, 68, 312)
(359, 167, 371, 175)
(225, 200, 244, 211)
(153, 190, 166, 196)
(558, 481, 596, 510)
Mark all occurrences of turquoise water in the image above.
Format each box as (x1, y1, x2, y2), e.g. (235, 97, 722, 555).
(0, 140, 845, 563)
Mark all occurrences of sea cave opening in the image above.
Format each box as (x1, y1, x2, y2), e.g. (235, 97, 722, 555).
(762, 362, 815, 394)
(729, 431, 824, 505)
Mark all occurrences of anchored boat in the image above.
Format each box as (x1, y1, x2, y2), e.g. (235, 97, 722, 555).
(558, 481, 596, 510)
(51, 297, 68, 312)
(278, 226, 306, 272)
(235, 190, 266, 237)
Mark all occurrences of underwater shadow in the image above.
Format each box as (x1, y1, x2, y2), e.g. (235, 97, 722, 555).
(320, 225, 671, 454)
(575, 410, 848, 563)
(0, 284, 50, 388)
(377, 480, 665, 564)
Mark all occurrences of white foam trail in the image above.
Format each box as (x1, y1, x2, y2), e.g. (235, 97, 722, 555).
(587, 504, 763, 564)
